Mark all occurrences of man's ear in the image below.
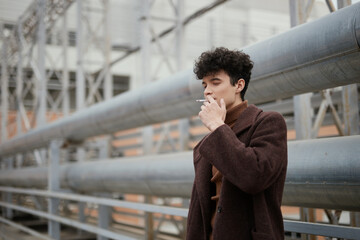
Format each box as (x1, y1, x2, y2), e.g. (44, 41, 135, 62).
(235, 79, 245, 94)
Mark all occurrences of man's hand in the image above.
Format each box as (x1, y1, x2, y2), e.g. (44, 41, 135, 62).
(199, 96, 226, 132)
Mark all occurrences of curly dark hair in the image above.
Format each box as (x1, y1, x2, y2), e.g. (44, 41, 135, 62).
(194, 47, 254, 101)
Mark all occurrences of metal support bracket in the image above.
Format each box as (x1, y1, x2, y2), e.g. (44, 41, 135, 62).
(48, 139, 63, 240)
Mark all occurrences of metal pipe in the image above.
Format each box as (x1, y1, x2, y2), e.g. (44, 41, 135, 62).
(284, 135, 360, 210)
(1, 3, 360, 157)
(1, 136, 360, 211)
(245, 2, 360, 102)
(1, 34, 8, 142)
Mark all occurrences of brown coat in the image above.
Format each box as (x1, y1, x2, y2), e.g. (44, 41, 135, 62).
(186, 105, 287, 240)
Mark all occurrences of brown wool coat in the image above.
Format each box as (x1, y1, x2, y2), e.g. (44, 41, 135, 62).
(186, 105, 288, 240)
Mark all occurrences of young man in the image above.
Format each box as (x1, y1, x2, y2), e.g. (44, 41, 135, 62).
(186, 47, 288, 240)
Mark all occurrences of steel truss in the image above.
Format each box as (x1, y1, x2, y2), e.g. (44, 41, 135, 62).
(1, 0, 75, 168)
(138, 1, 190, 238)
(1, 0, 113, 239)
(0, 0, 360, 240)
(76, 0, 112, 109)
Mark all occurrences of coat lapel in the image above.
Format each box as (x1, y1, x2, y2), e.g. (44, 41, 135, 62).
(232, 104, 262, 136)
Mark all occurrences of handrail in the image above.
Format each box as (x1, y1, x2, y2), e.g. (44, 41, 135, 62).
(0, 201, 137, 240)
(1, 187, 360, 239)
(0, 187, 188, 217)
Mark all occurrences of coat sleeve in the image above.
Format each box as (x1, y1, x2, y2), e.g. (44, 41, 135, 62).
(198, 111, 287, 195)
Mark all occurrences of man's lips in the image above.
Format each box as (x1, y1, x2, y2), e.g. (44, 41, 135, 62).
(205, 96, 216, 100)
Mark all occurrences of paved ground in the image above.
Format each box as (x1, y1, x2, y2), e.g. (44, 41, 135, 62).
(0, 224, 43, 240)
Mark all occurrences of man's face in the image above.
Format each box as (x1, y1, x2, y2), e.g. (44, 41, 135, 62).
(202, 70, 244, 110)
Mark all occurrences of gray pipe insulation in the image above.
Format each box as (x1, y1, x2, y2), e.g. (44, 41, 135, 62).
(0, 3, 359, 157)
(1, 136, 360, 211)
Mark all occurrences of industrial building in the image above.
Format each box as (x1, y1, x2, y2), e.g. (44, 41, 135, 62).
(0, 0, 359, 239)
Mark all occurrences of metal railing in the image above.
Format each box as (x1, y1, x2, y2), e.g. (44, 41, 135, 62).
(1, 187, 360, 239)
(0, 187, 188, 240)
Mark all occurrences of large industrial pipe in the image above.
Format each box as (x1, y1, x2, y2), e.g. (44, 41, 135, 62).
(1, 136, 360, 211)
(0, 3, 359, 157)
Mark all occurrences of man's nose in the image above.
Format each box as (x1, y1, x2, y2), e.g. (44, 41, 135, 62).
(204, 86, 212, 95)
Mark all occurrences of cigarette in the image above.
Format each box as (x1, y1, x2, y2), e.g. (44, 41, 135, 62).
(196, 99, 207, 102)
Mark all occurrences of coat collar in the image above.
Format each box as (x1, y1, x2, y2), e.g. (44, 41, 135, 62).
(231, 104, 262, 135)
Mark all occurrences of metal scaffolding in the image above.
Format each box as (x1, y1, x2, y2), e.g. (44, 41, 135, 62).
(0, 0, 359, 239)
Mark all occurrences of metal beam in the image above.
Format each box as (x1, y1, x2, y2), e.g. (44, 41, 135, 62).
(48, 139, 62, 240)
(5, 0, 75, 61)
(1, 33, 8, 143)
(176, 0, 190, 152)
(76, 0, 85, 110)
(325, 0, 336, 12)
(62, 12, 70, 117)
(16, 21, 23, 136)
(0, 3, 360, 157)
(1, 136, 360, 211)
(103, 0, 112, 101)
(2, 157, 13, 218)
(36, 0, 47, 127)
(106, 0, 229, 70)
(290, 0, 313, 141)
